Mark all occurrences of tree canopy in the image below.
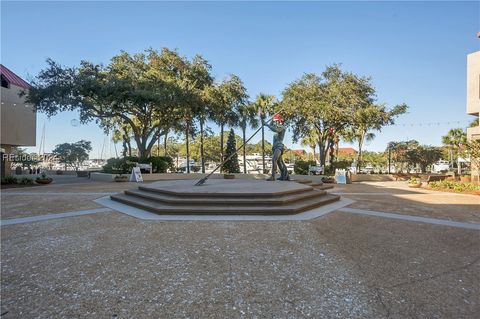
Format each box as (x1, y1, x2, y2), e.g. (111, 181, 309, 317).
(26, 48, 213, 159)
(281, 64, 408, 167)
(52, 140, 92, 170)
(442, 128, 467, 175)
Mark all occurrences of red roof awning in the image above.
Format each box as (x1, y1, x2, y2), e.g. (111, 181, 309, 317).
(0, 64, 31, 89)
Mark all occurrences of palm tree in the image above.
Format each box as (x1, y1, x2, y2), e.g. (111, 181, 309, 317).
(211, 76, 246, 168)
(238, 102, 258, 173)
(342, 128, 375, 169)
(442, 128, 467, 175)
(252, 94, 277, 173)
(301, 129, 318, 162)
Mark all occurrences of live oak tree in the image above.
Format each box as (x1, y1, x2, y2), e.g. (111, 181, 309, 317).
(26, 48, 211, 160)
(52, 140, 92, 170)
(405, 145, 442, 173)
(282, 64, 407, 168)
(386, 140, 419, 173)
(282, 65, 358, 167)
(343, 103, 408, 169)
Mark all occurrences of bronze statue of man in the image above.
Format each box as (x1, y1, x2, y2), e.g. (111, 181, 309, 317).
(263, 113, 289, 181)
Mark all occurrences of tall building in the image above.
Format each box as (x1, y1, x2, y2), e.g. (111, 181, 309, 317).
(466, 44, 480, 180)
(0, 65, 37, 176)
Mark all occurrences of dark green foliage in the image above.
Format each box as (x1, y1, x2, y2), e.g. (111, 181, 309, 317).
(323, 165, 336, 176)
(223, 129, 240, 174)
(1, 176, 18, 185)
(294, 160, 317, 175)
(27, 49, 213, 158)
(143, 156, 174, 173)
(405, 146, 442, 173)
(332, 160, 351, 170)
(102, 157, 137, 174)
(103, 156, 174, 174)
(19, 177, 34, 185)
(191, 166, 201, 173)
(53, 140, 92, 170)
(282, 65, 407, 167)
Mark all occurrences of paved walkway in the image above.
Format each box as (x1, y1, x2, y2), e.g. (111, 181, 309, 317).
(1, 180, 479, 318)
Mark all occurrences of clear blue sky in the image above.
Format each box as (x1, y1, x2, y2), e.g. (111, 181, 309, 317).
(2, 1, 479, 158)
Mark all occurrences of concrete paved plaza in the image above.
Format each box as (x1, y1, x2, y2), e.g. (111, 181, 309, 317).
(1, 179, 479, 318)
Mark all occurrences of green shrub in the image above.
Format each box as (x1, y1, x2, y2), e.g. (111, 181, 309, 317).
(191, 166, 201, 173)
(1, 175, 18, 185)
(429, 180, 480, 192)
(294, 160, 317, 175)
(103, 156, 174, 174)
(323, 165, 336, 176)
(333, 160, 351, 170)
(102, 157, 137, 174)
(19, 177, 34, 185)
(408, 176, 420, 184)
(143, 156, 174, 173)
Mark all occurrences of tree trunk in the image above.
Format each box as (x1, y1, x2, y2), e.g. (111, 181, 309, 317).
(127, 140, 132, 157)
(164, 130, 168, 157)
(122, 136, 127, 157)
(242, 126, 247, 174)
(220, 123, 224, 172)
(317, 130, 327, 167)
(335, 142, 339, 161)
(457, 151, 461, 176)
(186, 121, 190, 174)
(261, 125, 265, 173)
(200, 119, 205, 173)
(137, 138, 150, 159)
(357, 137, 364, 170)
(312, 147, 316, 162)
(318, 142, 326, 167)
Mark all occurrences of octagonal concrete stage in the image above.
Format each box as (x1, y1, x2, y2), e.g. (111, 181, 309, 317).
(110, 179, 339, 215)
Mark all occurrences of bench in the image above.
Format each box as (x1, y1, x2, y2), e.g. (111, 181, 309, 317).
(308, 165, 323, 175)
(426, 175, 448, 184)
(137, 163, 152, 174)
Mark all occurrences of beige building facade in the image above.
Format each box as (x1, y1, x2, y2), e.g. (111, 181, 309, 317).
(1, 65, 37, 176)
(466, 51, 480, 180)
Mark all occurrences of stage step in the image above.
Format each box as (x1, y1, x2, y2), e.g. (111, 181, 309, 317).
(138, 183, 310, 198)
(110, 192, 340, 215)
(109, 179, 340, 216)
(124, 188, 327, 206)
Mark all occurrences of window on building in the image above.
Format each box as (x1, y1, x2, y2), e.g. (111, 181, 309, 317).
(1, 75, 10, 88)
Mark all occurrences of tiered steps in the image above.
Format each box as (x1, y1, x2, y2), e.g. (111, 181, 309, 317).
(294, 179, 335, 190)
(110, 179, 339, 216)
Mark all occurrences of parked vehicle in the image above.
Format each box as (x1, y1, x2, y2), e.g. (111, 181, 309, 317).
(432, 160, 450, 173)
